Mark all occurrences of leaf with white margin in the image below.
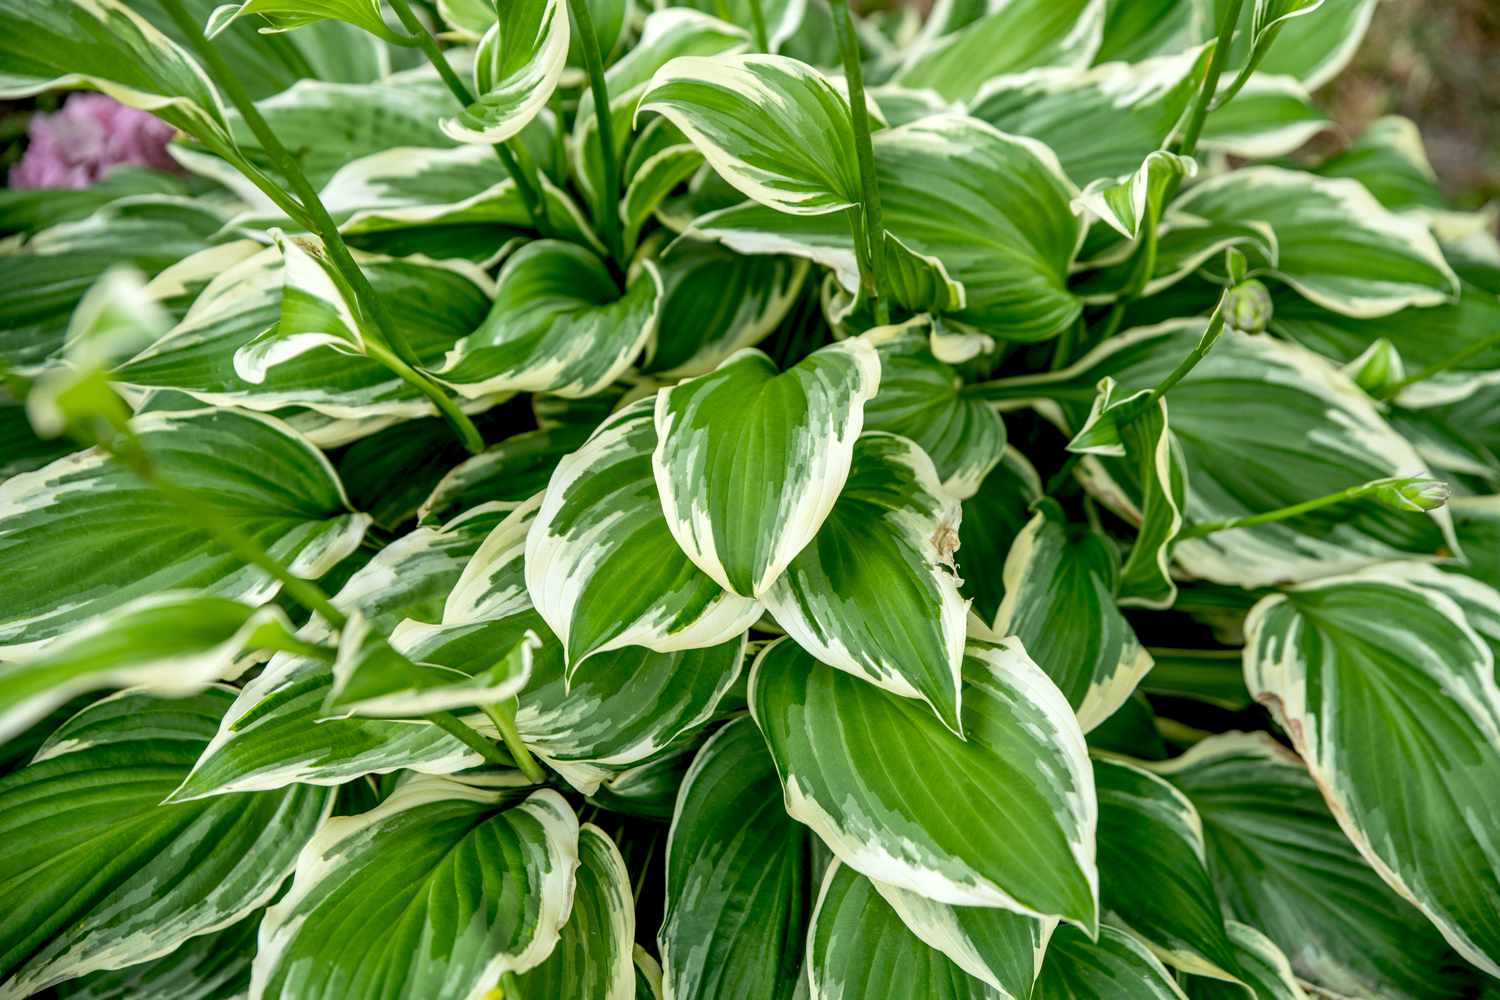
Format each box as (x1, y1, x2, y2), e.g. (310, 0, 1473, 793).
(1075, 152, 1197, 242)
(751, 636, 1098, 926)
(528, 397, 762, 661)
(1172, 166, 1458, 317)
(635, 945, 665, 1000)
(54, 904, 260, 1000)
(957, 446, 1043, 626)
(872, 880, 1049, 998)
(863, 326, 1006, 499)
(807, 863, 1015, 999)
(1199, 75, 1328, 160)
(894, 0, 1106, 102)
(0, 407, 367, 652)
(1097, 385, 1186, 611)
(693, 115, 1084, 343)
(622, 136, 704, 256)
(0, 0, 236, 155)
(994, 501, 1153, 732)
(636, 53, 863, 216)
(251, 780, 579, 1000)
(117, 247, 496, 421)
(660, 716, 815, 1000)
(764, 432, 968, 732)
(167, 505, 511, 801)
(1095, 0, 1204, 63)
(1153, 731, 1481, 1000)
(206, 0, 407, 45)
(1093, 756, 1245, 983)
(325, 611, 537, 719)
(976, 321, 1457, 590)
(1244, 569, 1500, 977)
(673, 0, 806, 53)
(1213, 0, 1327, 110)
(0, 593, 302, 745)
(1033, 925, 1189, 1000)
(1232, 0, 1377, 92)
(643, 240, 808, 378)
(235, 231, 366, 383)
(882, 232, 969, 313)
(515, 824, 635, 1000)
(440, 0, 568, 144)
(1312, 115, 1444, 213)
(653, 337, 880, 598)
(433, 240, 661, 400)
(0, 688, 331, 998)
(968, 46, 1212, 186)
(420, 424, 592, 523)
(1184, 922, 1309, 1000)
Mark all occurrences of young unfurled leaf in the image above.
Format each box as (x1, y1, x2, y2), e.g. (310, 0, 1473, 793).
(433, 241, 661, 400)
(660, 717, 814, 1000)
(527, 398, 761, 661)
(765, 432, 969, 733)
(251, 780, 579, 998)
(440, 0, 569, 144)
(1154, 732, 1474, 1000)
(0, 689, 331, 997)
(751, 637, 1098, 928)
(993, 502, 1153, 731)
(1231, 0, 1378, 91)
(1075, 151, 1197, 242)
(1213, 0, 1328, 110)
(1244, 569, 1500, 978)
(652, 338, 880, 598)
(0, 407, 367, 652)
(637, 53, 863, 216)
(207, 0, 409, 46)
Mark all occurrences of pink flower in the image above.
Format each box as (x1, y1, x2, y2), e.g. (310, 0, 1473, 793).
(9, 94, 179, 190)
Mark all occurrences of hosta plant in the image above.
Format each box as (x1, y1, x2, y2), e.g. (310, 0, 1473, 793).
(3, 0, 1500, 997)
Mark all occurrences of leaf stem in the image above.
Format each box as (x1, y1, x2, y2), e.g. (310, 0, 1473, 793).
(427, 711, 517, 768)
(1178, 480, 1386, 540)
(482, 699, 547, 784)
(1144, 294, 1228, 408)
(1177, 0, 1244, 160)
(567, 0, 625, 262)
(747, 0, 771, 51)
(158, 0, 486, 455)
(363, 340, 485, 454)
(1376, 330, 1500, 401)
(830, 0, 890, 325)
(384, 0, 548, 232)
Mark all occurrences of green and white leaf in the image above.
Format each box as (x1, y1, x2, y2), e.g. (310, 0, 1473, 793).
(1185, 922, 1309, 1000)
(0, 688, 331, 997)
(652, 338, 880, 597)
(660, 716, 814, 1000)
(750, 636, 1098, 926)
(235, 232, 366, 383)
(251, 781, 579, 999)
(206, 0, 407, 45)
(1033, 925, 1189, 1000)
(1199, 75, 1328, 160)
(957, 447, 1043, 626)
(419, 423, 592, 523)
(0, 407, 367, 651)
(1243, 570, 1500, 977)
(433, 241, 661, 400)
(1075, 151, 1197, 242)
(765, 432, 968, 732)
(0, 593, 299, 744)
(441, 0, 569, 144)
(54, 906, 260, 1000)
(637, 53, 863, 216)
(527, 398, 761, 661)
(993, 501, 1153, 731)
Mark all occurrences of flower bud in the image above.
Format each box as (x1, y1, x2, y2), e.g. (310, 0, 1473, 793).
(1343, 338, 1405, 398)
(1225, 279, 1273, 334)
(1372, 476, 1450, 513)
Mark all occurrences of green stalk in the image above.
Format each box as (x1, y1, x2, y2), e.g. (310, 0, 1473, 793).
(482, 699, 547, 784)
(1178, 479, 1387, 540)
(364, 340, 485, 454)
(158, 0, 486, 455)
(1376, 330, 1500, 401)
(1177, 0, 1244, 160)
(1142, 294, 1228, 408)
(501, 972, 526, 1000)
(384, 0, 548, 232)
(747, 0, 771, 51)
(426, 711, 517, 768)
(567, 0, 625, 262)
(830, 0, 890, 325)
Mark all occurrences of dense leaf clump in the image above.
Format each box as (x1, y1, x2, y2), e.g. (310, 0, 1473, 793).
(2, 0, 1499, 997)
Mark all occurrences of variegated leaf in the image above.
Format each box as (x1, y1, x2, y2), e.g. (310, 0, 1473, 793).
(527, 398, 761, 661)
(1075, 151, 1197, 242)
(433, 241, 661, 400)
(1200, 75, 1328, 160)
(251, 781, 579, 999)
(653, 338, 880, 598)
(1034, 925, 1189, 1000)
(993, 501, 1153, 731)
(235, 231, 366, 383)
(660, 717, 814, 1000)
(1184, 922, 1309, 1000)
(419, 423, 592, 523)
(1244, 569, 1500, 977)
(441, 0, 569, 144)
(0, 689, 331, 997)
(54, 906, 260, 1000)
(957, 446, 1043, 625)
(0, 407, 367, 652)
(750, 637, 1098, 926)
(765, 432, 968, 732)
(206, 0, 407, 45)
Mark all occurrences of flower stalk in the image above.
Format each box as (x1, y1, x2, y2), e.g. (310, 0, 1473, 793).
(567, 0, 626, 262)
(830, 0, 890, 325)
